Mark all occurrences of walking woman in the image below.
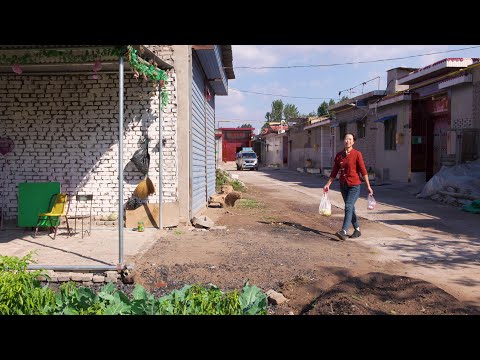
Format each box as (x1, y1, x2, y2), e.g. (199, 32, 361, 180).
(323, 133, 373, 241)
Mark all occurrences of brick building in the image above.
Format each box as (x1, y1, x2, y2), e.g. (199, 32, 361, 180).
(0, 45, 234, 225)
(329, 58, 480, 184)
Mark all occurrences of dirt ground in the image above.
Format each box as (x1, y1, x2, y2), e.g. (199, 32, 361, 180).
(128, 184, 480, 315)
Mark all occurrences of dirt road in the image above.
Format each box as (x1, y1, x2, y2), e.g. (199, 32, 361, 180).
(235, 166, 480, 306)
(129, 165, 480, 315)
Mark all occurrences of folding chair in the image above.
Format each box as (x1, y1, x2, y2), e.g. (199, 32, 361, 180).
(34, 193, 71, 239)
(67, 194, 93, 238)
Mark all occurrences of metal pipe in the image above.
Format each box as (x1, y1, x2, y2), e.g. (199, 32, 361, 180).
(27, 265, 118, 271)
(158, 86, 163, 229)
(118, 55, 125, 264)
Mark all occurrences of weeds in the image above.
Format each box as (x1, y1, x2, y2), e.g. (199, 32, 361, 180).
(0, 253, 56, 315)
(216, 169, 246, 192)
(237, 198, 263, 209)
(261, 215, 278, 222)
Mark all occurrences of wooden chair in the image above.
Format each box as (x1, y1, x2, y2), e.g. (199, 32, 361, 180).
(34, 193, 71, 239)
(66, 194, 93, 238)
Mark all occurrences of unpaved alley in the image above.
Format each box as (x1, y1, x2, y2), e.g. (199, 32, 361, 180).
(129, 165, 480, 314)
(234, 165, 480, 306)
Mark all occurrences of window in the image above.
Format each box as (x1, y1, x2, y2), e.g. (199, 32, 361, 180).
(384, 116, 397, 150)
(357, 120, 366, 139)
(339, 123, 346, 140)
(241, 152, 257, 159)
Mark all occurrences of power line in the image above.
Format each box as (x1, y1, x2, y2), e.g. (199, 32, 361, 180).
(226, 45, 480, 69)
(216, 119, 267, 122)
(230, 87, 334, 100)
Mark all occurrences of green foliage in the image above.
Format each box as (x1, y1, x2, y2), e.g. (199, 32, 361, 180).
(216, 169, 246, 192)
(260, 215, 278, 222)
(54, 282, 105, 315)
(0, 255, 267, 315)
(0, 45, 168, 109)
(155, 282, 266, 315)
(155, 284, 241, 315)
(216, 168, 230, 188)
(230, 179, 246, 192)
(317, 101, 329, 116)
(270, 99, 284, 121)
(0, 46, 126, 66)
(329, 99, 336, 106)
(283, 103, 299, 121)
(238, 123, 253, 128)
(239, 281, 268, 315)
(126, 46, 169, 108)
(237, 199, 263, 209)
(0, 253, 56, 315)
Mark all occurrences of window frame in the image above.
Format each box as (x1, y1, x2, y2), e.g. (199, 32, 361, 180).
(357, 120, 366, 139)
(339, 123, 346, 140)
(384, 116, 397, 151)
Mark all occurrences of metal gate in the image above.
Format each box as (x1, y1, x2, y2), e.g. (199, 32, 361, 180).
(191, 54, 215, 217)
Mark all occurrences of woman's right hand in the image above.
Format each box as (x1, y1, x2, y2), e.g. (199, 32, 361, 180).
(323, 185, 329, 193)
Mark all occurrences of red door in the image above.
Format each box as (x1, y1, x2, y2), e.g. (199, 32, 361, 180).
(223, 142, 240, 161)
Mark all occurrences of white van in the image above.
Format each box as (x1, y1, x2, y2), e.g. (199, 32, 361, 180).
(236, 151, 258, 171)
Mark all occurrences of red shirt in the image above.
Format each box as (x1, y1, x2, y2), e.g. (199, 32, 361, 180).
(330, 148, 368, 186)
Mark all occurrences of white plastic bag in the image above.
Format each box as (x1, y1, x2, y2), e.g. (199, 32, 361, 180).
(367, 194, 376, 210)
(319, 193, 332, 216)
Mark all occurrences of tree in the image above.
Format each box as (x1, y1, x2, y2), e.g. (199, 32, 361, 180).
(265, 112, 270, 121)
(317, 101, 329, 116)
(238, 123, 253, 128)
(270, 99, 284, 121)
(328, 99, 336, 106)
(340, 95, 349, 102)
(308, 111, 316, 117)
(283, 103, 299, 121)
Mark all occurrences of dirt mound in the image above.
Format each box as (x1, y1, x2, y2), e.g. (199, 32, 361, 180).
(305, 272, 480, 315)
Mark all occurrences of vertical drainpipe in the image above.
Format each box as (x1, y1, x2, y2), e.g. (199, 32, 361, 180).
(118, 55, 124, 265)
(158, 86, 163, 230)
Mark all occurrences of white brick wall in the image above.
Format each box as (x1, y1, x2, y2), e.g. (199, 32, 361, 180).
(0, 63, 178, 220)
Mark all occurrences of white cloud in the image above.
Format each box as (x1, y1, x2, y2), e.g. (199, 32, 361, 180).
(232, 45, 277, 73)
(216, 89, 247, 117)
(232, 45, 467, 68)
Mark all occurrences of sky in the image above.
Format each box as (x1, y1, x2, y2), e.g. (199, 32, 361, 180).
(215, 45, 480, 134)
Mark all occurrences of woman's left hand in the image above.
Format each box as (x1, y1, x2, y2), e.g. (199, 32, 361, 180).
(368, 186, 373, 196)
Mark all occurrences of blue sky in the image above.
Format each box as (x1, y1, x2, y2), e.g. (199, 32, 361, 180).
(215, 45, 480, 133)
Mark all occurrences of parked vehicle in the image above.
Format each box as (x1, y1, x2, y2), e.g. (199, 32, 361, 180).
(236, 151, 258, 170)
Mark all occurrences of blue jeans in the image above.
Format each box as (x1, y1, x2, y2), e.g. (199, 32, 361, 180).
(340, 183, 360, 232)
